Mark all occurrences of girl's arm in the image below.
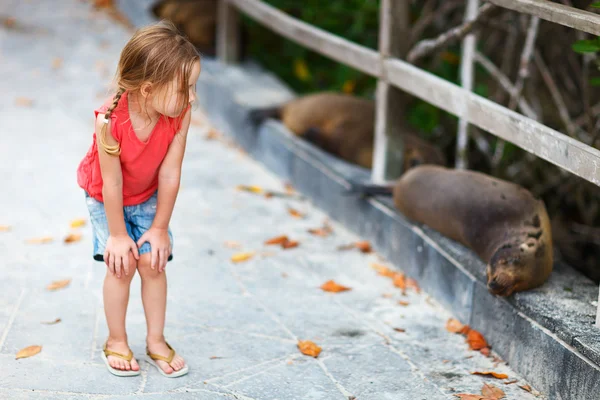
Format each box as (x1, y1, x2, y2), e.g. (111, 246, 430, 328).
(138, 107, 192, 271)
(96, 114, 139, 277)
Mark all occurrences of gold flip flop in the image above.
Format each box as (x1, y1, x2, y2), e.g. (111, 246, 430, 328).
(101, 342, 141, 377)
(146, 341, 189, 378)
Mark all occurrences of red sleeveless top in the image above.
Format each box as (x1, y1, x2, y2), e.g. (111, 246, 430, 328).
(77, 91, 186, 206)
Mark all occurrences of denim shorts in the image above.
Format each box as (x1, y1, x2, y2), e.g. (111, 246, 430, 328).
(85, 191, 174, 262)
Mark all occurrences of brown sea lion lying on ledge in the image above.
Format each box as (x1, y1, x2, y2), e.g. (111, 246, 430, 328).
(351, 165, 554, 296)
(249, 92, 446, 171)
(152, 0, 217, 56)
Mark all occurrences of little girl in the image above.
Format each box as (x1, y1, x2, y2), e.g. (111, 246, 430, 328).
(77, 21, 200, 377)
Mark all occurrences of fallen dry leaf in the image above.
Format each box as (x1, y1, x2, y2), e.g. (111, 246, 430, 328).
(236, 185, 263, 194)
(41, 318, 61, 325)
(205, 128, 221, 140)
(297, 340, 321, 358)
(64, 233, 82, 243)
(265, 235, 289, 245)
(481, 383, 505, 399)
(355, 240, 372, 253)
(370, 263, 397, 278)
(26, 236, 53, 244)
(467, 329, 488, 351)
(52, 57, 63, 69)
(308, 224, 333, 237)
(284, 182, 295, 194)
(47, 279, 71, 291)
(472, 371, 509, 379)
(282, 240, 299, 249)
(480, 347, 491, 357)
(398, 300, 410, 306)
(70, 218, 86, 228)
(504, 380, 518, 385)
(393, 327, 406, 333)
(288, 208, 305, 219)
(93, 0, 114, 8)
(209, 356, 224, 360)
(382, 293, 393, 298)
(16, 345, 42, 360)
(393, 273, 406, 291)
(231, 252, 255, 263)
(0, 225, 11, 231)
(320, 280, 351, 293)
(519, 384, 532, 392)
(2, 16, 16, 29)
(446, 318, 465, 333)
(454, 395, 483, 400)
(281, 272, 289, 278)
(406, 277, 421, 293)
(15, 97, 34, 107)
(224, 241, 242, 249)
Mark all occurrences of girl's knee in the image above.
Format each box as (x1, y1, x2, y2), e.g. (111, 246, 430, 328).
(137, 254, 162, 279)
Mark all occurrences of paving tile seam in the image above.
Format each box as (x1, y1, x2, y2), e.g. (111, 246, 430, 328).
(0, 289, 28, 352)
(202, 354, 297, 385)
(225, 263, 298, 341)
(315, 358, 354, 398)
(219, 355, 304, 389)
(134, 362, 150, 395)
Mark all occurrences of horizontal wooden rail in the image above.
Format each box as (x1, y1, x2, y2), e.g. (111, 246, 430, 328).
(486, 0, 600, 36)
(227, 0, 600, 186)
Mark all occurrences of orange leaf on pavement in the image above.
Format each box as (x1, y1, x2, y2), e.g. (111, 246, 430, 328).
(64, 233, 82, 243)
(472, 371, 508, 379)
(446, 318, 465, 333)
(398, 300, 410, 306)
(288, 208, 305, 219)
(281, 240, 299, 249)
(47, 279, 71, 291)
(519, 384, 532, 392)
(231, 252, 255, 263)
(406, 277, 421, 293)
(454, 395, 483, 400)
(481, 383, 505, 399)
(370, 263, 397, 278)
(0, 225, 11, 231)
(297, 340, 321, 358)
(355, 240, 372, 253)
(16, 345, 42, 360)
(265, 235, 289, 245)
(467, 330, 488, 350)
(70, 218, 86, 228)
(26, 236, 53, 244)
(15, 97, 34, 107)
(320, 280, 351, 293)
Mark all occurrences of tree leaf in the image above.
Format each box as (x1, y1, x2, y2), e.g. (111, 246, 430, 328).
(15, 97, 34, 107)
(398, 300, 410, 306)
(47, 279, 71, 291)
(231, 252, 255, 263)
(0, 225, 11, 232)
(288, 208, 305, 218)
(454, 395, 483, 400)
(52, 57, 63, 69)
(589, 77, 600, 86)
(320, 280, 351, 293)
(297, 340, 321, 357)
(393, 273, 406, 290)
(355, 240, 372, 253)
(572, 40, 600, 53)
(406, 277, 421, 293)
(236, 185, 263, 194)
(519, 384, 532, 392)
(467, 329, 488, 350)
(281, 239, 299, 249)
(472, 371, 509, 379)
(41, 318, 61, 325)
(393, 327, 406, 333)
(16, 345, 42, 359)
(370, 263, 397, 278)
(591, 2, 600, 8)
(265, 235, 289, 245)
(64, 233, 82, 243)
(70, 218, 86, 228)
(224, 241, 242, 249)
(446, 318, 465, 333)
(481, 383, 505, 399)
(26, 236, 53, 244)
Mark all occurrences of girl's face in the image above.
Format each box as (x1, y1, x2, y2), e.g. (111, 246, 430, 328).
(151, 60, 201, 118)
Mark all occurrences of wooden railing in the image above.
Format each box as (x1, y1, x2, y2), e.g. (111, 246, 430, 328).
(215, 0, 600, 325)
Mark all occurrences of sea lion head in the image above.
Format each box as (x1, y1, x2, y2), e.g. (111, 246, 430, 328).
(486, 235, 551, 296)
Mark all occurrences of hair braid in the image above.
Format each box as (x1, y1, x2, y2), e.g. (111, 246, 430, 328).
(98, 88, 126, 156)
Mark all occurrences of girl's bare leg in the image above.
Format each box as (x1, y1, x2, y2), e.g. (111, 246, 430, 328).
(138, 253, 186, 374)
(103, 254, 140, 371)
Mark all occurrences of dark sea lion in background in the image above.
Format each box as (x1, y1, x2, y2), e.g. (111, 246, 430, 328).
(351, 165, 554, 296)
(249, 92, 446, 171)
(152, 0, 218, 56)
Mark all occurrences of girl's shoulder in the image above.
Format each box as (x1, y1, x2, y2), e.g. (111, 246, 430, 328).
(94, 92, 128, 119)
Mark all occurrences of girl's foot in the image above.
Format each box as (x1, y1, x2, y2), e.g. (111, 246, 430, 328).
(104, 339, 140, 372)
(146, 337, 186, 374)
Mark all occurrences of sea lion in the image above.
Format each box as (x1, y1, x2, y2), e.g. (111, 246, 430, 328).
(249, 92, 446, 171)
(351, 165, 553, 296)
(152, 0, 218, 56)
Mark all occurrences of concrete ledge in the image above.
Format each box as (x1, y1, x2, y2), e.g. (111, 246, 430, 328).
(196, 58, 600, 399)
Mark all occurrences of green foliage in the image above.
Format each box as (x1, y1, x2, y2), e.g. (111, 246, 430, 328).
(572, 38, 600, 53)
(591, 2, 600, 8)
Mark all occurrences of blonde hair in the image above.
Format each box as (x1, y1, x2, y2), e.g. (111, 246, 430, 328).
(99, 20, 200, 156)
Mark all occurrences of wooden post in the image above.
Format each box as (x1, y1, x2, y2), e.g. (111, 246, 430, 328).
(372, 0, 410, 183)
(455, 0, 479, 169)
(217, 0, 241, 64)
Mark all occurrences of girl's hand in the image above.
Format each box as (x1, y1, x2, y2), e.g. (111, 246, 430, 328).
(137, 227, 171, 272)
(104, 235, 140, 278)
